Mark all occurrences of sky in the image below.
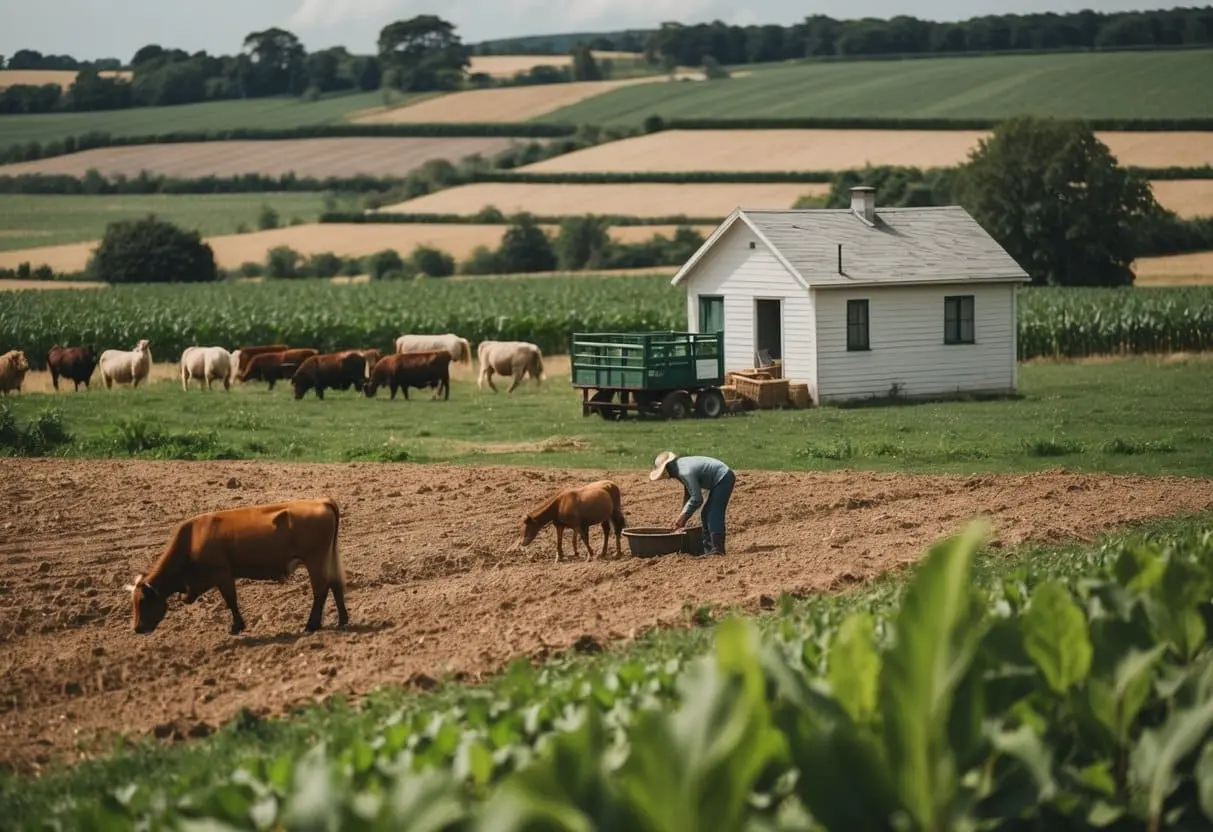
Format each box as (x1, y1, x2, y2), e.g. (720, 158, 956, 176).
(0, 0, 1166, 62)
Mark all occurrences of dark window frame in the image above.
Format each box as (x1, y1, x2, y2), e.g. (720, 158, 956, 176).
(698, 294, 724, 334)
(846, 299, 870, 352)
(944, 295, 975, 345)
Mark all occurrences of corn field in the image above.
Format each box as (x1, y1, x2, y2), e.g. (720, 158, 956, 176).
(1, 278, 1210, 370)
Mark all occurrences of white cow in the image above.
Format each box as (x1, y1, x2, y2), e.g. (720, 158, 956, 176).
(180, 346, 233, 391)
(395, 333, 473, 366)
(99, 339, 152, 389)
(477, 340, 544, 393)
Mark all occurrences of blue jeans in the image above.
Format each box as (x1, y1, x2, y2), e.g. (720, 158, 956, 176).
(700, 470, 735, 536)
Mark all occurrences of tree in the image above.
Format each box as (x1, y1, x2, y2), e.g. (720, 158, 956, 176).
(496, 213, 556, 273)
(409, 245, 455, 277)
(242, 28, 306, 96)
(265, 245, 303, 278)
(702, 55, 730, 79)
(88, 215, 217, 284)
(378, 15, 470, 92)
(554, 215, 611, 270)
(957, 116, 1155, 287)
(570, 45, 601, 81)
(364, 249, 408, 280)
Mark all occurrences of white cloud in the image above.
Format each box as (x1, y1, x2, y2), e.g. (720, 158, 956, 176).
(288, 0, 402, 29)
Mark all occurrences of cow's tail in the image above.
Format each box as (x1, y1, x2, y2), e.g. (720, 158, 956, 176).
(322, 498, 345, 588)
(533, 348, 545, 381)
(459, 338, 472, 365)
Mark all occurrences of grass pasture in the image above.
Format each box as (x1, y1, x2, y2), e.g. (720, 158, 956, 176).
(0, 136, 532, 179)
(378, 181, 824, 216)
(0, 193, 336, 251)
(0, 90, 389, 148)
(4, 354, 1212, 477)
(518, 128, 1213, 172)
(540, 49, 1213, 125)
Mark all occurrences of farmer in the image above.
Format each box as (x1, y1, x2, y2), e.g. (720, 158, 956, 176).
(649, 451, 736, 556)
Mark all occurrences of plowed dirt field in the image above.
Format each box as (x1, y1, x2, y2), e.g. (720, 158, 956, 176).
(2, 458, 1211, 774)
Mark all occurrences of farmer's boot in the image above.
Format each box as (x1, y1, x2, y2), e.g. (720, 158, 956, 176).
(709, 532, 726, 556)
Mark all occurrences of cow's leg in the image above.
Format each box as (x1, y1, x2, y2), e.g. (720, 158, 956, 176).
(305, 568, 329, 631)
(330, 582, 350, 628)
(555, 525, 564, 563)
(600, 521, 610, 559)
(485, 369, 498, 393)
(507, 364, 523, 393)
(268, 377, 276, 391)
(216, 575, 246, 634)
(50, 370, 59, 391)
(315, 385, 324, 400)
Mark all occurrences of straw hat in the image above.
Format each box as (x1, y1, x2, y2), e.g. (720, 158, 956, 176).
(649, 451, 677, 481)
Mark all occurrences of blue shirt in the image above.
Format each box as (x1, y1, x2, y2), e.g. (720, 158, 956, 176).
(669, 455, 731, 517)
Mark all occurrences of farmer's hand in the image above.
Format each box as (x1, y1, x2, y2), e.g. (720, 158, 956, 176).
(672, 515, 687, 530)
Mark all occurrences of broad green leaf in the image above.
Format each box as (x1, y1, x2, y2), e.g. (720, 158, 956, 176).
(827, 612, 881, 726)
(991, 725, 1056, 802)
(453, 737, 495, 788)
(973, 725, 1056, 821)
(1145, 558, 1210, 662)
(1086, 643, 1167, 749)
(1021, 581, 1092, 695)
(879, 521, 989, 830)
(1129, 694, 1213, 828)
(1113, 546, 1164, 593)
(1198, 742, 1213, 823)
(387, 769, 471, 832)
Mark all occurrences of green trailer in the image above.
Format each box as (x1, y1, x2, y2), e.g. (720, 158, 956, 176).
(571, 331, 727, 420)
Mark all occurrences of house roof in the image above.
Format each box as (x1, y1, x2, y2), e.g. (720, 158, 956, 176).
(671, 205, 1031, 288)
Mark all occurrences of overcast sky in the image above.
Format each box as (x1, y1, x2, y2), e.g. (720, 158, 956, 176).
(0, 0, 1163, 62)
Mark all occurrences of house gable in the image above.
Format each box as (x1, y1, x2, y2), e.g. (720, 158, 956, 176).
(671, 210, 810, 292)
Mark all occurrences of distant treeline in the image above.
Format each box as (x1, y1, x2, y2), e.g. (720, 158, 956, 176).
(632, 8, 1213, 66)
(5, 165, 1213, 197)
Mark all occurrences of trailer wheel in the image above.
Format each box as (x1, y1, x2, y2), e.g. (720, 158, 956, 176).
(661, 390, 693, 420)
(695, 387, 726, 419)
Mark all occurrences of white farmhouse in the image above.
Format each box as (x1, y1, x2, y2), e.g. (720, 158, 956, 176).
(671, 186, 1032, 405)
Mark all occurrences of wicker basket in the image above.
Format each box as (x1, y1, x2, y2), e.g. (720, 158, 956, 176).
(788, 382, 811, 409)
(733, 375, 790, 409)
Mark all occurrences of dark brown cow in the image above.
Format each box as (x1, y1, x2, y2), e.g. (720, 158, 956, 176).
(364, 351, 451, 401)
(46, 345, 98, 392)
(291, 352, 368, 400)
(232, 344, 290, 376)
(237, 349, 318, 389)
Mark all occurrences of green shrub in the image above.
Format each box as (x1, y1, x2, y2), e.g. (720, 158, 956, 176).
(87, 214, 218, 284)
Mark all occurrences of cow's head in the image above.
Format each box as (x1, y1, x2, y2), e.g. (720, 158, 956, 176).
(134, 339, 150, 353)
(124, 574, 168, 634)
(363, 378, 380, 398)
(7, 351, 30, 372)
(516, 513, 543, 550)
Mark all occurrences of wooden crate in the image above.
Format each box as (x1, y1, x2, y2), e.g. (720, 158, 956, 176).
(788, 382, 811, 409)
(733, 375, 790, 409)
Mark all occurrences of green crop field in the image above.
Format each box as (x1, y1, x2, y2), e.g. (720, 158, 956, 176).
(541, 50, 1213, 125)
(2, 277, 1211, 366)
(0, 90, 393, 149)
(3, 356, 1212, 477)
(4, 512, 1213, 829)
(0, 193, 342, 250)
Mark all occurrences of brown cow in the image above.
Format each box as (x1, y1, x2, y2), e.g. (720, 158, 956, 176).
(510, 480, 626, 562)
(46, 345, 99, 392)
(1, 350, 31, 396)
(232, 344, 290, 377)
(364, 351, 451, 401)
(237, 349, 318, 390)
(291, 352, 368, 400)
(125, 498, 348, 635)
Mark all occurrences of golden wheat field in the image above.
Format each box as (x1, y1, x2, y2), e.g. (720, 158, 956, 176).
(1147, 180, 1213, 219)
(1132, 251, 1213, 286)
(0, 69, 132, 89)
(0, 137, 531, 179)
(466, 52, 642, 77)
(0, 222, 716, 273)
(379, 182, 823, 217)
(351, 72, 705, 124)
(518, 129, 1213, 173)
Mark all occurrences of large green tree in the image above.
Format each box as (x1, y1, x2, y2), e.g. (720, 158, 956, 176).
(497, 213, 556, 273)
(242, 28, 307, 96)
(958, 116, 1155, 287)
(88, 215, 218, 284)
(378, 15, 470, 92)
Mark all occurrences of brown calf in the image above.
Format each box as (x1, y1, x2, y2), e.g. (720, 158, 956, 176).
(238, 349, 318, 389)
(291, 352, 368, 400)
(232, 344, 290, 376)
(513, 480, 626, 562)
(125, 498, 348, 635)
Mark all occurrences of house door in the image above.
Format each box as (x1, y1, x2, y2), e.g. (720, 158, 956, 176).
(755, 298, 782, 361)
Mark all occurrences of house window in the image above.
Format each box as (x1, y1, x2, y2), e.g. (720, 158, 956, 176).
(698, 295, 724, 334)
(846, 299, 869, 351)
(944, 295, 975, 345)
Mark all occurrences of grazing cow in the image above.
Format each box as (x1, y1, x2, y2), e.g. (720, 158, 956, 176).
(364, 351, 451, 401)
(124, 498, 348, 635)
(0, 350, 31, 396)
(395, 333, 473, 366)
(291, 351, 368, 400)
(99, 339, 152, 389)
(335, 349, 383, 379)
(237, 349, 318, 390)
(180, 346, 233, 391)
(232, 344, 290, 377)
(46, 345, 98, 392)
(510, 480, 626, 562)
(477, 340, 544, 393)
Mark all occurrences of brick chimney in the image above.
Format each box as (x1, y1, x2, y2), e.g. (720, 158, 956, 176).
(850, 185, 876, 224)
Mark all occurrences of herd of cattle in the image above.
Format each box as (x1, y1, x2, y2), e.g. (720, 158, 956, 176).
(0, 334, 548, 400)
